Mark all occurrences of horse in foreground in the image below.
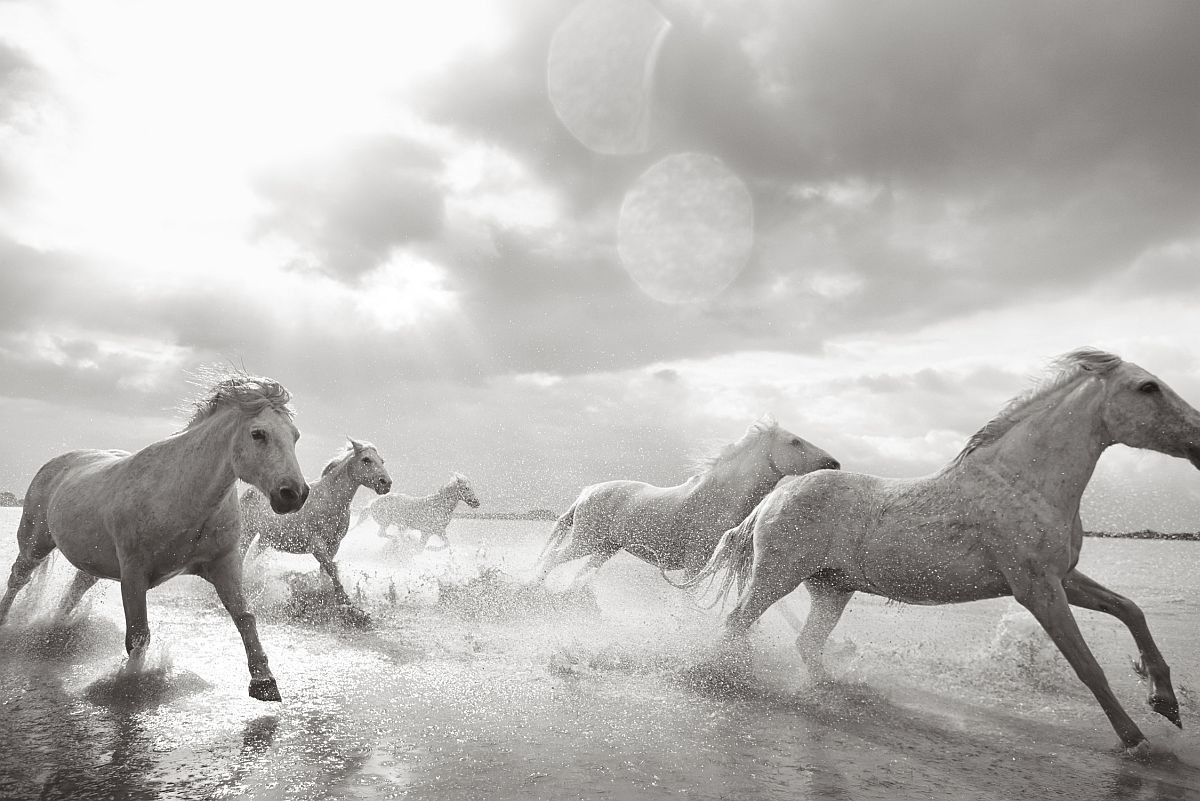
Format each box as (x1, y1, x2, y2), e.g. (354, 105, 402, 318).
(358, 473, 481, 551)
(531, 416, 839, 590)
(686, 349, 1198, 749)
(0, 375, 308, 701)
(240, 438, 391, 614)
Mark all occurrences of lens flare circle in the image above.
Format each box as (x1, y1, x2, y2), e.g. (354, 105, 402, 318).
(547, 0, 671, 155)
(617, 153, 754, 304)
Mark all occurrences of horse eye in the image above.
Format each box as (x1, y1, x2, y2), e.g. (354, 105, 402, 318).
(1138, 381, 1160, 394)
(361, 457, 372, 463)
(791, 438, 802, 447)
(251, 429, 266, 441)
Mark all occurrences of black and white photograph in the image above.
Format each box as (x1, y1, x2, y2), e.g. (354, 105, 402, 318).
(2, 1, 1200, 798)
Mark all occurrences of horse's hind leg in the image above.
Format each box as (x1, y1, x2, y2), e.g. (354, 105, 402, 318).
(795, 578, 854, 684)
(0, 507, 57, 625)
(200, 550, 280, 701)
(56, 569, 100, 620)
(532, 537, 602, 586)
(565, 545, 621, 593)
(1063, 569, 1180, 728)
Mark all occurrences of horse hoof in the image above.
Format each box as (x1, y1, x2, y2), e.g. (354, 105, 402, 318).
(249, 678, 282, 702)
(1149, 694, 1181, 728)
(338, 604, 372, 628)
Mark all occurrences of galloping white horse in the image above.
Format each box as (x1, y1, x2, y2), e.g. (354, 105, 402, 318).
(531, 416, 839, 590)
(358, 473, 481, 550)
(687, 350, 1199, 748)
(0, 375, 308, 701)
(240, 438, 392, 607)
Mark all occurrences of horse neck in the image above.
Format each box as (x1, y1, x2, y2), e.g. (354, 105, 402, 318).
(433, 482, 461, 513)
(143, 409, 240, 518)
(698, 446, 779, 514)
(968, 378, 1110, 514)
(314, 459, 359, 505)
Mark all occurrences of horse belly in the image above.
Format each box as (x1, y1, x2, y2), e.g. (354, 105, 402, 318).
(54, 535, 122, 581)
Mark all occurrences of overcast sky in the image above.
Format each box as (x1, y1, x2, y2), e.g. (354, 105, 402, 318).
(2, 0, 1200, 530)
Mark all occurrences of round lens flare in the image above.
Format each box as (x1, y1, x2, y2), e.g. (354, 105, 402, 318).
(617, 153, 755, 304)
(547, 0, 672, 156)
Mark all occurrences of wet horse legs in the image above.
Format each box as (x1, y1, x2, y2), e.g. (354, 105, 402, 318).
(795, 579, 854, 684)
(1009, 572, 1145, 747)
(200, 551, 280, 702)
(0, 511, 57, 625)
(57, 569, 101, 620)
(1062, 569, 1180, 727)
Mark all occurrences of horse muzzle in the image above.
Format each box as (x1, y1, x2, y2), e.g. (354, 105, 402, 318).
(821, 458, 841, 471)
(375, 479, 392, 495)
(1186, 445, 1200, 471)
(270, 482, 309, 514)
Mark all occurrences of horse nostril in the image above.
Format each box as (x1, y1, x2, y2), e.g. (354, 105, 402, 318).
(279, 487, 298, 502)
(825, 459, 841, 471)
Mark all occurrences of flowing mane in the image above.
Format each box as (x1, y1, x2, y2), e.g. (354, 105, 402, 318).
(321, 439, 377, 476)
(953, 348, 1123, 464)
(690, 415, 779, 476)
(185, 373, 294, 429)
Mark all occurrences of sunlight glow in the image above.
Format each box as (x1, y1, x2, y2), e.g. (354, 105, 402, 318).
(2, 0, 505, 284)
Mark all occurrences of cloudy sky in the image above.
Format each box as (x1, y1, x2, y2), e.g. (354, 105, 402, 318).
(2, 0, 1200, 530)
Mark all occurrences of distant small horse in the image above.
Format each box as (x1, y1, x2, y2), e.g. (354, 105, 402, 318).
(0, 375, 308, 701)
(686, 350, 1200, 749)
(531, 416, 839, 590)
(357, 473, 481, 550)
(240, 438, 392, 608)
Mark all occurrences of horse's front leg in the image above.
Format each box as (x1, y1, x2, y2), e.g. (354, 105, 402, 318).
(1007, 570, 1145, 748)
(1063, 569, 1180, 728)
(118, 568, 151, 660)
(200, 551, 280, 702)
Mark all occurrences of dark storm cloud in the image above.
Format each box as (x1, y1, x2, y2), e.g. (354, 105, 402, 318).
(252, 136, 447, 281)
(404, 0, 1200, 357)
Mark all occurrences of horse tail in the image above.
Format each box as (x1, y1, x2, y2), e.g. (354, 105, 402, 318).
(536, 503, 577, 561)
(663, 508, 759, 610)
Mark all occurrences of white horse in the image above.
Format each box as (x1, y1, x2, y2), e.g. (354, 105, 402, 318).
(531, 416, 839, 590)
(0, 375, 308, 701)
(686, 349, 1199, 749)
(240, 438, 392, 609)
(357, 473, 481, 550)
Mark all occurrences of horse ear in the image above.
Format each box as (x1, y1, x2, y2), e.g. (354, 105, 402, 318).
(348, 437, 363, 453)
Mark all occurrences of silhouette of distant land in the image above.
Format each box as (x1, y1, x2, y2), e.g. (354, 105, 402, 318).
(455, 509, 559, 521)
(1085, 529, 1200, 541)
(0, 491, 21, 507)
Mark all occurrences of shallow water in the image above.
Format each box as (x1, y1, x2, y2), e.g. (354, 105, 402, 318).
(1, 508, 1199, 800)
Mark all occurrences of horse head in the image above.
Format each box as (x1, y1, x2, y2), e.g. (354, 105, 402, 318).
(1094, 357, 1200, 468)
(749, 415, 840, 480)
(230, 405, 309, 514)
(452, 472, 481, 508)
(347, 438, 392, 495)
